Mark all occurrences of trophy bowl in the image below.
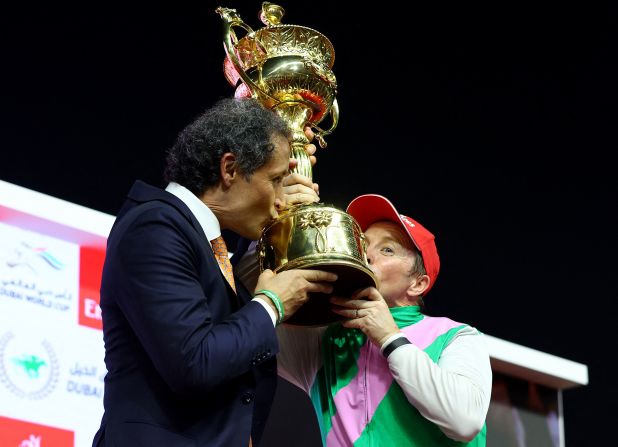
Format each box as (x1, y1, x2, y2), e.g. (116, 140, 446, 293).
(257, 204, 377, 326)
(217, 3, 378, 326)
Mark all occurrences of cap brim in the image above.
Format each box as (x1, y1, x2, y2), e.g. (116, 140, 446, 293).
(346, 194, 421, 251)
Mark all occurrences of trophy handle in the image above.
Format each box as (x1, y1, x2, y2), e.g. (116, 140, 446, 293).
(311, 99, 339, 149)
(216, 7, 279, 105)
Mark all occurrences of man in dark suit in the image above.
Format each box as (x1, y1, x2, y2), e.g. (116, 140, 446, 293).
(92, 98, 337, 447)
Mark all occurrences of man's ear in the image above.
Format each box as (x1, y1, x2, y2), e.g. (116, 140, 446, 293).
(407, 274, 430, 299)
(220, 152, 237, 188)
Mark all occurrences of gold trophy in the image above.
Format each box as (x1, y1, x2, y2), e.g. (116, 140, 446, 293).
(217, 3, 377, 325)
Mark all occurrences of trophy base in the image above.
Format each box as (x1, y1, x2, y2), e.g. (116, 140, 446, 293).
(283, 262, 378, 327)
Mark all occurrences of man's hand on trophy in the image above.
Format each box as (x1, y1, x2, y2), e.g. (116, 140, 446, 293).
(330, 287, 400, 348)
(281, 173, 319, 208)
(288, 126, 318, 169)
(304, 126, 318, 167)
(255, 269, 338, 321)
(280, 125, 320, 209)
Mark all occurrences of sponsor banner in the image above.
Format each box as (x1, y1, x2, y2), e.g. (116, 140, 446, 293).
(0, 415, 74, 446)
(0, 329, 106, 405)
(0, 326, 105, 447)
(0, 223, 79, 322)
(78, 247, 105, 330)
(0, 185, 110, 446)
(0, 331, 60, 401)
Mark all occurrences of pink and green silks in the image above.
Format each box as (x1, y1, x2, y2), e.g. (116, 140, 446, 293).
(310, 306, 486, 446)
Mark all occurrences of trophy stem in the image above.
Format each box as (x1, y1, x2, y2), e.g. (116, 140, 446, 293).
(271, 101, 314, 181)
(290, 142, 312, 179)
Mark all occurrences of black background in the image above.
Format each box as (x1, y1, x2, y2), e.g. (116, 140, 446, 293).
(1, 2, 616, 445)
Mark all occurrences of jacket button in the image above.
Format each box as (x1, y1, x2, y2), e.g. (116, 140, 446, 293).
(242, 392, 255, 404)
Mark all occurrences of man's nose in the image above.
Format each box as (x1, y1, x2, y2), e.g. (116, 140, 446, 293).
(274, 187, 286, 213)
(274, 198, 284, 211)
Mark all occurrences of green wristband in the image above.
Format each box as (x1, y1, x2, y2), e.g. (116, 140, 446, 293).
(255, 289, 284, 324)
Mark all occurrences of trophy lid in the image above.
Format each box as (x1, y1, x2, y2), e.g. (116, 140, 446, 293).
(231, 3, 335, 72)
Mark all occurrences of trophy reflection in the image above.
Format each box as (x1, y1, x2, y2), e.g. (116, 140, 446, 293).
(217, 2, 377, 325)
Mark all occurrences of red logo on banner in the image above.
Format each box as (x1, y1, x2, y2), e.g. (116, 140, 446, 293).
(0, 416, 74, 446)
(79, 246, 106, 330)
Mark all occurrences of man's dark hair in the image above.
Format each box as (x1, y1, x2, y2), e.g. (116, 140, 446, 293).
(164, 97, 291, 196)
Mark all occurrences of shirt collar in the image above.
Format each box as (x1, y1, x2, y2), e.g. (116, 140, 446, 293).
(165, 182, 221, 242)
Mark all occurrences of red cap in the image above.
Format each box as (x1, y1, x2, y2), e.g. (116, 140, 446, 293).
(346, 194, 440, 295)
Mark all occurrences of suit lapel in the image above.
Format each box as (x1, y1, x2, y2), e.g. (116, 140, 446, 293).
(126, 180, 206, 242)
(127, 180, 243, 298)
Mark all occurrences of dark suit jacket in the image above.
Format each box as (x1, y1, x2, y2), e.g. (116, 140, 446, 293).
(93, 181, 278, 447)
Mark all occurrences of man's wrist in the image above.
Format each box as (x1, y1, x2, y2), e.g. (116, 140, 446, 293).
(255, 289, 284, 324)
(379, 333, 405, 351)
(382, 335, 412, 358)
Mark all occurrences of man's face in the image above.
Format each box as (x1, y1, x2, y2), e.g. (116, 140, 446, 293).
(228, 134, 290, 240)
(364, 221, 418, 307)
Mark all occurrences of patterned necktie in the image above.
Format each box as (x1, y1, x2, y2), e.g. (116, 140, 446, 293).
(210, 235, 236, 293)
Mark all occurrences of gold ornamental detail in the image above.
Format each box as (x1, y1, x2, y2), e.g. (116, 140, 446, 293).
(297, 211, 333, 253)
